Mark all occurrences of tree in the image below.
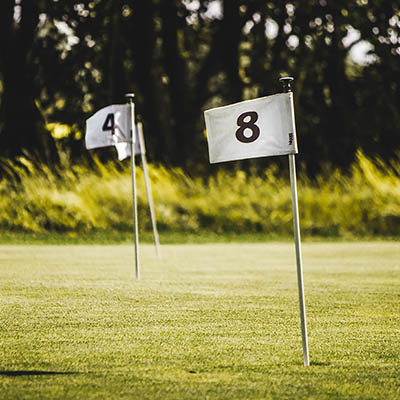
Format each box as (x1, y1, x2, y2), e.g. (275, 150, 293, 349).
(1, 0, 398, 174)
(352, 1, 400, 162)
(0, 0, 57, 161)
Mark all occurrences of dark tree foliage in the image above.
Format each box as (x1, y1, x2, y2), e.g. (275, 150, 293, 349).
(0, 0, 398, 175)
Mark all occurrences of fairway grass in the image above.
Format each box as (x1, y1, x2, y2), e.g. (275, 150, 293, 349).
(0, 242, 399, 399)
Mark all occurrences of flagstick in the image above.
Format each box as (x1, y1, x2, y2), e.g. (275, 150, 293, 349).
(289, 153, 309, 366)
(137, 121, 161, 258)
(280, 77, 310, 366)
(126, 93, 140, 280)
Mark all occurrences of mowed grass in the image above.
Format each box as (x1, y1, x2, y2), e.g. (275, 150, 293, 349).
(0, 242, 399, 399)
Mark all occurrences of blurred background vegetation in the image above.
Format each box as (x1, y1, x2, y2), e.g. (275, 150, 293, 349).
(0, 1, 399, 237)
(0, 152, 398, 237)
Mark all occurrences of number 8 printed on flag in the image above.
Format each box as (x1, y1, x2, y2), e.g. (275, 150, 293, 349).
(204, 93, 298, 164)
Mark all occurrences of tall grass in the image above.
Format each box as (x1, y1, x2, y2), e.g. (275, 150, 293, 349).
(0, 151, 398, 237)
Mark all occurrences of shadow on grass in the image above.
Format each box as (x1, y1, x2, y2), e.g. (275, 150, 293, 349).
(310, 361, 331, 366)
(0, 370, 79, 377)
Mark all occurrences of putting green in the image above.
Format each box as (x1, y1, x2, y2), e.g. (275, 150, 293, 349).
(0, 242, 399, 399)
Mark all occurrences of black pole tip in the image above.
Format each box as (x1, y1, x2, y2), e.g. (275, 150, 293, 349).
(125, 93, 135, 101)
(279, 77, 294, 93)
(279, 76, 294, 83)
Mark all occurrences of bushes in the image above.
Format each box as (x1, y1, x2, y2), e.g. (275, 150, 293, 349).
(0, 151, 398, 237)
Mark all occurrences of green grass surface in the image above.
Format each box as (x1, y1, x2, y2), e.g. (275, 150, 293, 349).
(0, 230, 398, 246)
(0, 242, 399, 399)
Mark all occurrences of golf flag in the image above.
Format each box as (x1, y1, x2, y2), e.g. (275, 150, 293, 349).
(85, 104, 132, 149)
(204, 78, 310, 366)
(85, 104, 140, 160)
(115, 125, 141, 161)
(204, 92, 298, 164)
(85, 96, 161, 280)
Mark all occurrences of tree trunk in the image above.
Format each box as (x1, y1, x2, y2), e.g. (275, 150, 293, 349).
(106, 0, 126, 104)
(129, 0, 168, 163)
(160, 0, 195, 166)
(221, 0, 242, 103)
(0, 0, 56, 162)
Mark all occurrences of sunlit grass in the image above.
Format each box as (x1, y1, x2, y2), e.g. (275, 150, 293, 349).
(0, 242, 399, 399)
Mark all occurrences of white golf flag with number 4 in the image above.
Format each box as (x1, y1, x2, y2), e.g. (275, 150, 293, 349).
(85, 104, 140, 160)
(85, 105, 131, 149)
(204, 93, 298, 164)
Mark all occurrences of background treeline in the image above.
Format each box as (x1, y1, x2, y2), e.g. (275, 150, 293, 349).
(0, 0, 399, 175)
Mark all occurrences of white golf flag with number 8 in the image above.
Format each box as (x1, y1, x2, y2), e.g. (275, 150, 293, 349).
(204, 93, 298, 164)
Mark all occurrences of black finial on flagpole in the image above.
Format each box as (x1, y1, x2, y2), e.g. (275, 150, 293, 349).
(125, 93, 135, 103)
(279, 77, 294, 93)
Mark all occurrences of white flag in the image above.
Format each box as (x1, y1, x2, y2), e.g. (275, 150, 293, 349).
(204, 93, 298, 164)
(115, 126, 141, 161)
(85, 105, 131, 150)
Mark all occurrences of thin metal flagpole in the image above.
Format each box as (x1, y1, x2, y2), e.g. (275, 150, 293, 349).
(125, 93, 140, 280)
(137, 121, 161, 258)
(279, 77, 310, 366)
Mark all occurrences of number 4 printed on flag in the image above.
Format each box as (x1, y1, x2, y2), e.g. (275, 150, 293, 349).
(102, 113, 116, 135)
